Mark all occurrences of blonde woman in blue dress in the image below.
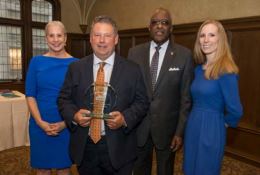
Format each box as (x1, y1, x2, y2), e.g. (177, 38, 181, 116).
(26, 21, 78, 175)
(183, 20, 243, 175)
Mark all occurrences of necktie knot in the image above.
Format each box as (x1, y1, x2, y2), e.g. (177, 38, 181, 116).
(155, 46, 161, 52)
(96, 62, 105, 85)
(99, 62, 106, 68)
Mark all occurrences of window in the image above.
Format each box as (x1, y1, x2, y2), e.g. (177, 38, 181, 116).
(0, 0, 60, 83)
(31, 0, 53, 58)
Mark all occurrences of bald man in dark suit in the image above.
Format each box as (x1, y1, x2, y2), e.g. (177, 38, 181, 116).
(128, 8, 194, 175)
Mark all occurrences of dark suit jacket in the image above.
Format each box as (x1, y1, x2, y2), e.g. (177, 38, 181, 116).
(128, 40, 193, 149)
(58, 54, 149, 169)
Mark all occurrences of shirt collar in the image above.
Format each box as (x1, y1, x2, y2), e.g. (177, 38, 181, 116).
(93, 52, 115, 66)
(151, 40, 169, 50)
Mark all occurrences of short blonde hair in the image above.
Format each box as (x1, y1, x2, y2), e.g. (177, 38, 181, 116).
(45, 20, 67, 36)
(194, 19, 238, 79)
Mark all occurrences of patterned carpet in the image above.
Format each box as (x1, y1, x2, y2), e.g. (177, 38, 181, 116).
(0, 146, 259, 175)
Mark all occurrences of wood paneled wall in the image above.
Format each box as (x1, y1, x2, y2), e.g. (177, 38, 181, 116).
(66, 33, 91, 59)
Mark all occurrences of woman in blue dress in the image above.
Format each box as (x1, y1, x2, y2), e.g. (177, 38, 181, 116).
(26, 21, 78, 175)
(183, 20, 243, 175)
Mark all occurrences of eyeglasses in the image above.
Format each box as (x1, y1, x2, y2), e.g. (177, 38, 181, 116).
(150, 19, 170, 26)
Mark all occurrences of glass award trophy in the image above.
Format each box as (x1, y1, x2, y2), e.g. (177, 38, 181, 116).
(84, 82, 117, 119)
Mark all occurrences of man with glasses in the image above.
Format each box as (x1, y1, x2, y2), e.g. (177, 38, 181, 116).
(128, 8, 194, 175)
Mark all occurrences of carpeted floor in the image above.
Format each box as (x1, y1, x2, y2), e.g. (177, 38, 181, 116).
(0, 146, 259, 175)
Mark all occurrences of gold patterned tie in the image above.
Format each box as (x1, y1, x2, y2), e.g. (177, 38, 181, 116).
(90, 62, 105, 143)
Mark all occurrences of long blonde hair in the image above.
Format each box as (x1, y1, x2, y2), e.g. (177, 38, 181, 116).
(194, 19, 238, 79)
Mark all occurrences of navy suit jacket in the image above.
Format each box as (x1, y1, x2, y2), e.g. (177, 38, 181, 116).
(58, 54, 149, 169)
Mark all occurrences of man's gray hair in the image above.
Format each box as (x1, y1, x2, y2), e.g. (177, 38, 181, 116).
(91, 15, 118, 34)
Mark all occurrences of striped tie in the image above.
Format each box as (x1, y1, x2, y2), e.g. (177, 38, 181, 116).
(150, 46, 161, 90)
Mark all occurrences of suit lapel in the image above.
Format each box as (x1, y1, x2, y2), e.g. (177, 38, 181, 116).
(109, 55, 122, 88)
(154, 41, 176, 92)
(142, 43, 153, 96)
(82, 56, 94, 108)
(108, 55, 124, 112)
(85, 55, 94, 84)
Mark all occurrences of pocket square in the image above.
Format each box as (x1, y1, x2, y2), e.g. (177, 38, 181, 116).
(168, 67, 180, 71)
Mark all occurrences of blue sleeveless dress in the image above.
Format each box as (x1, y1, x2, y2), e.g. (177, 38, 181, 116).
(183, 65, 243, 175)
(25, 55, 78, 168)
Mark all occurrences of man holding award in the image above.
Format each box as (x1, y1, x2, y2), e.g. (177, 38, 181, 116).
(58, 15, 149, 175)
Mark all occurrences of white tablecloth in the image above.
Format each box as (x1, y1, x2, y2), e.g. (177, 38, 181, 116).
(0, 91, 30, 151)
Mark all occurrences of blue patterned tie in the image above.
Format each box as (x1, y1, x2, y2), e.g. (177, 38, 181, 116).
(150, 46, 161, 90)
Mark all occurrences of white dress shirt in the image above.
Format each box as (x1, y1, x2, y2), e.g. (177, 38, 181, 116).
(149, 40, 169, 81)
(93, 52, 115, 135)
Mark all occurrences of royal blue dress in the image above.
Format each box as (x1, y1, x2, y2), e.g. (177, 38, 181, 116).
(25, 55, 78, 169)
(183, 65, 243, 175)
